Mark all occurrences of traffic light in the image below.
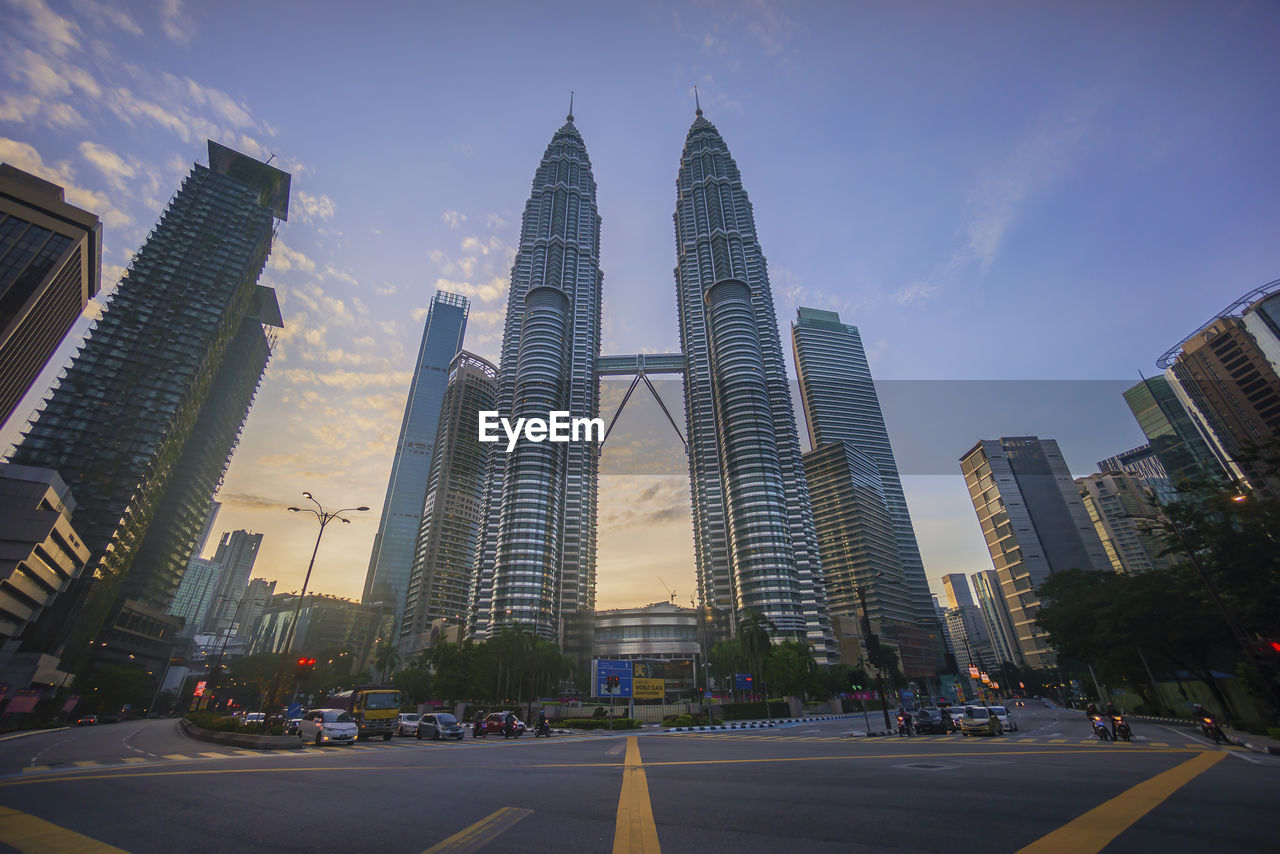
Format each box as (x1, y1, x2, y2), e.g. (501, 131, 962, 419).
(296, 657, 317, 681)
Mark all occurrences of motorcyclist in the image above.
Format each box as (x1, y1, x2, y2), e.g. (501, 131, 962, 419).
(1105, 701, 1120, 738)
(503, 710, 516, 738)
(536, 710, 549, 736)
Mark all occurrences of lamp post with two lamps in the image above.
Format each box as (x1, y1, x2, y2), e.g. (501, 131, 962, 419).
(260, 493, 368, 725)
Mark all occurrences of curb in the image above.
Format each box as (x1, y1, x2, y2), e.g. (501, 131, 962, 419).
(179, 718, 301, 750)
(665, 713, 859, 733)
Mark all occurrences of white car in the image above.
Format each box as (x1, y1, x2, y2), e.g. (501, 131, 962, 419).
(297, 708, 358, 745)
(397, 713, 421, 736)
(988, 705, 1018, 732)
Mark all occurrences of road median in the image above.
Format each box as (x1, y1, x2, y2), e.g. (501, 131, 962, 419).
(179, 718, 301, 750)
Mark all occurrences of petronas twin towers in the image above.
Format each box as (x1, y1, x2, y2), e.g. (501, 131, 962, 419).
(468, 101, 836, 662)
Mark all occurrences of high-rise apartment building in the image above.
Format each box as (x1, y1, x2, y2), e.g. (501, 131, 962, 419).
(792, 306, 937, 671)
(168, 555, 220, 637)
(363, 291, 468, 636)
(401, 351, 496, 656)
(959, 437, 1110, 667)
(0, 165, 101, 428)
(1158, 282, 1280, 496)
(1077, 472, 1174, 575)
(469, 109, 602, 643)
(201, 530, 263, 636)
(6, 140, 287, 677)
(230, 577, 274, 647)
(673, 108, 833, 660)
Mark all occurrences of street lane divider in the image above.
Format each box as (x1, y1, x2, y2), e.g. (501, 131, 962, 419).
(422, 806, 532, 854)
(0, 804, 128, 853)
(614, 736, 661, 853)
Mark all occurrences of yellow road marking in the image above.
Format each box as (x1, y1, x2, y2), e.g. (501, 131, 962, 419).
(0, 803, 128, 853)
(1015, 750, 1225, 854)
(198, 752, 225, 759)
(72, 761, 98, 768)
(422, 806, 532, 853)
(613, 736, 661, 853)
(1019, 739, 1036, 743)
(162, 754, 188, 760)
(1049, 739, 1067, 744)
(1150, 742, 1168, 747)
(120, 757, 147, 764)
(20, 766, 49, 774)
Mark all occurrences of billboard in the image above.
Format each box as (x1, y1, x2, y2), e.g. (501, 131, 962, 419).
(633, 678, 665, 700)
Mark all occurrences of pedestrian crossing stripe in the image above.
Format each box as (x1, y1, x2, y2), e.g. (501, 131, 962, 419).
(120, 757, 148, 764)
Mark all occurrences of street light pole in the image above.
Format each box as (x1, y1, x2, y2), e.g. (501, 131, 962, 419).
(260, 492, 368, 726)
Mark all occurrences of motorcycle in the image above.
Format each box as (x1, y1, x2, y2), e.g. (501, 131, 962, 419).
(1200, 715, 1227, 745)
(1090, 714, 1113, 741)
(534, 719, 552, 738)
(472, 719, 487, 739)
(1111, 714, 1131, 742)
(897, 714, 913, 737)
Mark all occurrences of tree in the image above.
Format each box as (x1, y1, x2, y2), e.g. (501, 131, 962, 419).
(391, 666, 432, 705)
(373, 641, 400, 682)
(738, 610, 776, 696)
(764, 641, 818, 699)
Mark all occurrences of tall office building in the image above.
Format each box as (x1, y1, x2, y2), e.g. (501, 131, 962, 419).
(0, 165, 101, 428)
(401, 351, 496, 656)
(940, 573, 996, 675)
(6, 140, 287, 676)
(673, 107, 833, 660)
(1123, 376, 1225, 487)
(167, 555, 220, 637)
(363, 291, 468, 636)
(469, 108, 602, 643)
(1077, 472, 1174, 575)
(1158, 282, 1280, 496)
(941, 573, 975, 610)
(970, 569, 1020, 667)
(960, 437, 1110, 667)
(200, 529, 263, 635)
(230, 577, 275, 647)
(792, 306, 937, 671)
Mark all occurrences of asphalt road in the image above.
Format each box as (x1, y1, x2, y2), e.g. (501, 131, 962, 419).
(0, 705, 1273, 853)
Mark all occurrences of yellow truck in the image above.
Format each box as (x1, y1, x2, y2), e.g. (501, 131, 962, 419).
(325, 685, 400, 741)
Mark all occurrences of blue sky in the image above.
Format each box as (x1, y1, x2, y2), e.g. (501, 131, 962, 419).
(1, 0, 1277, 611)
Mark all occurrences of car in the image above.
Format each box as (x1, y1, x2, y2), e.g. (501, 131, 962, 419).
(397, 713, 421, 737)
(296, 708, 359, 745)
(483, 712, 526, 737)
(75, 714, 98, 727)
(912, 706, 950, 734)
(241, 712, 266, 726)
(417, 712, 465, 741)
(285, 717, 304, 735)
(939, 706, 964, 731)
(987, 705, 1017, 732)
(959, 705, 1003, 737)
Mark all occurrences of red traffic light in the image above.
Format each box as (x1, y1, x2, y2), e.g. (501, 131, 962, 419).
(1269, 641, 1280, 654)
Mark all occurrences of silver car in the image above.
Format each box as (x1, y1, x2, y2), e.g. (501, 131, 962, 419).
(297, 708, 358, 745)
(416, 712, 465, 740)
(988, 705, 1018, 732)
(397, 713, 421, 736)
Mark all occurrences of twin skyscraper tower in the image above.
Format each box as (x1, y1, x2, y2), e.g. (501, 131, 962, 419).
(378, 102, 842, 663)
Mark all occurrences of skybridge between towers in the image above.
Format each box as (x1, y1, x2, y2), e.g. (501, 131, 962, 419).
(595, 353, 687, 452)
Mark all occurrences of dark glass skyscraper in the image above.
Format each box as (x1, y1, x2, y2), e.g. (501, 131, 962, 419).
(7, 140, 287, 676)
(791, 306, 942, 675)
(469, 109, 602, 642)
(363, 290, 468, 635)
(401, 351, 496, 656)
(673, 106, 834, 660)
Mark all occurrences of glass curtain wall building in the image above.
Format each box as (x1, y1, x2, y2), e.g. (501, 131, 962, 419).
(0, 165, 101, 428)
(469, 109, 602, 643)
(363, 290, 468, 636)
(791, 306, 940, 674)
(6, 140, 287, 676)
(400, 350, 496, 657)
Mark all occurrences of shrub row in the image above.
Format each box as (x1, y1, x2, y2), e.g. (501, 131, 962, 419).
(560, 717, 641, 730)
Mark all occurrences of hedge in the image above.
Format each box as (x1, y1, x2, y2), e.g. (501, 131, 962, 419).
(560, 717, 641, 730)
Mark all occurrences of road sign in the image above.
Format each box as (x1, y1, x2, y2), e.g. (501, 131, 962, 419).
(734, 673, 754, 691)
(593, 659, 632, 698)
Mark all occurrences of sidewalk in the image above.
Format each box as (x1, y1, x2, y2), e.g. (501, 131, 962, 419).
(1224, 726, 1280, 755)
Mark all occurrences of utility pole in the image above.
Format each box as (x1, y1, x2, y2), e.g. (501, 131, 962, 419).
(853, 576, 892, 731)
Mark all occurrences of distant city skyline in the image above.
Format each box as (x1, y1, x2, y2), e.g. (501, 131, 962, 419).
(1, 0, 1277, 615)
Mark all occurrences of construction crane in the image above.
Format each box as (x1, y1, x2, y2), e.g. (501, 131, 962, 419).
(658, 577, 677, 604)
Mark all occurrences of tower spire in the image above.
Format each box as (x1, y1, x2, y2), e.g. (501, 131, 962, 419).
(694, 85, 702, 117)
(567, 91, 574, 123)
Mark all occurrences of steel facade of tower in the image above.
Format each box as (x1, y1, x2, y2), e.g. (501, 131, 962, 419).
(363, 291, 468, 635)
(791, 306, 941, 674)
(400, 350, 496, 656)
(6, 140, 287, 675)
(469, 113, 602, 643)
(673, 109, 834, 660)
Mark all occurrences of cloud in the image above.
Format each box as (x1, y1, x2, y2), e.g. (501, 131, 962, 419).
(893, 281, 942, 305)
(0, 92, 85, 128)
(297, 191, 336, 223)
(442, 210, 466, 228)
(106, 86, 188, 137)
(219, 492, 294, 511)
(78, 140, 135, 190)
(0, 136, 130, 227)
(10, 0, 80, 55)
(178, 76, 252, 127)
(279, 368, 413, 391)
(71, 0, 143, 36)
(268, 240, 317, 274)
(432, 275, 507, 304)
(159, 0, 192, 45)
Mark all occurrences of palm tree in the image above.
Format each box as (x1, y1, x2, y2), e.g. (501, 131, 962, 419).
(373, 640, 400, 682)
(737, 609, 776, 716)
